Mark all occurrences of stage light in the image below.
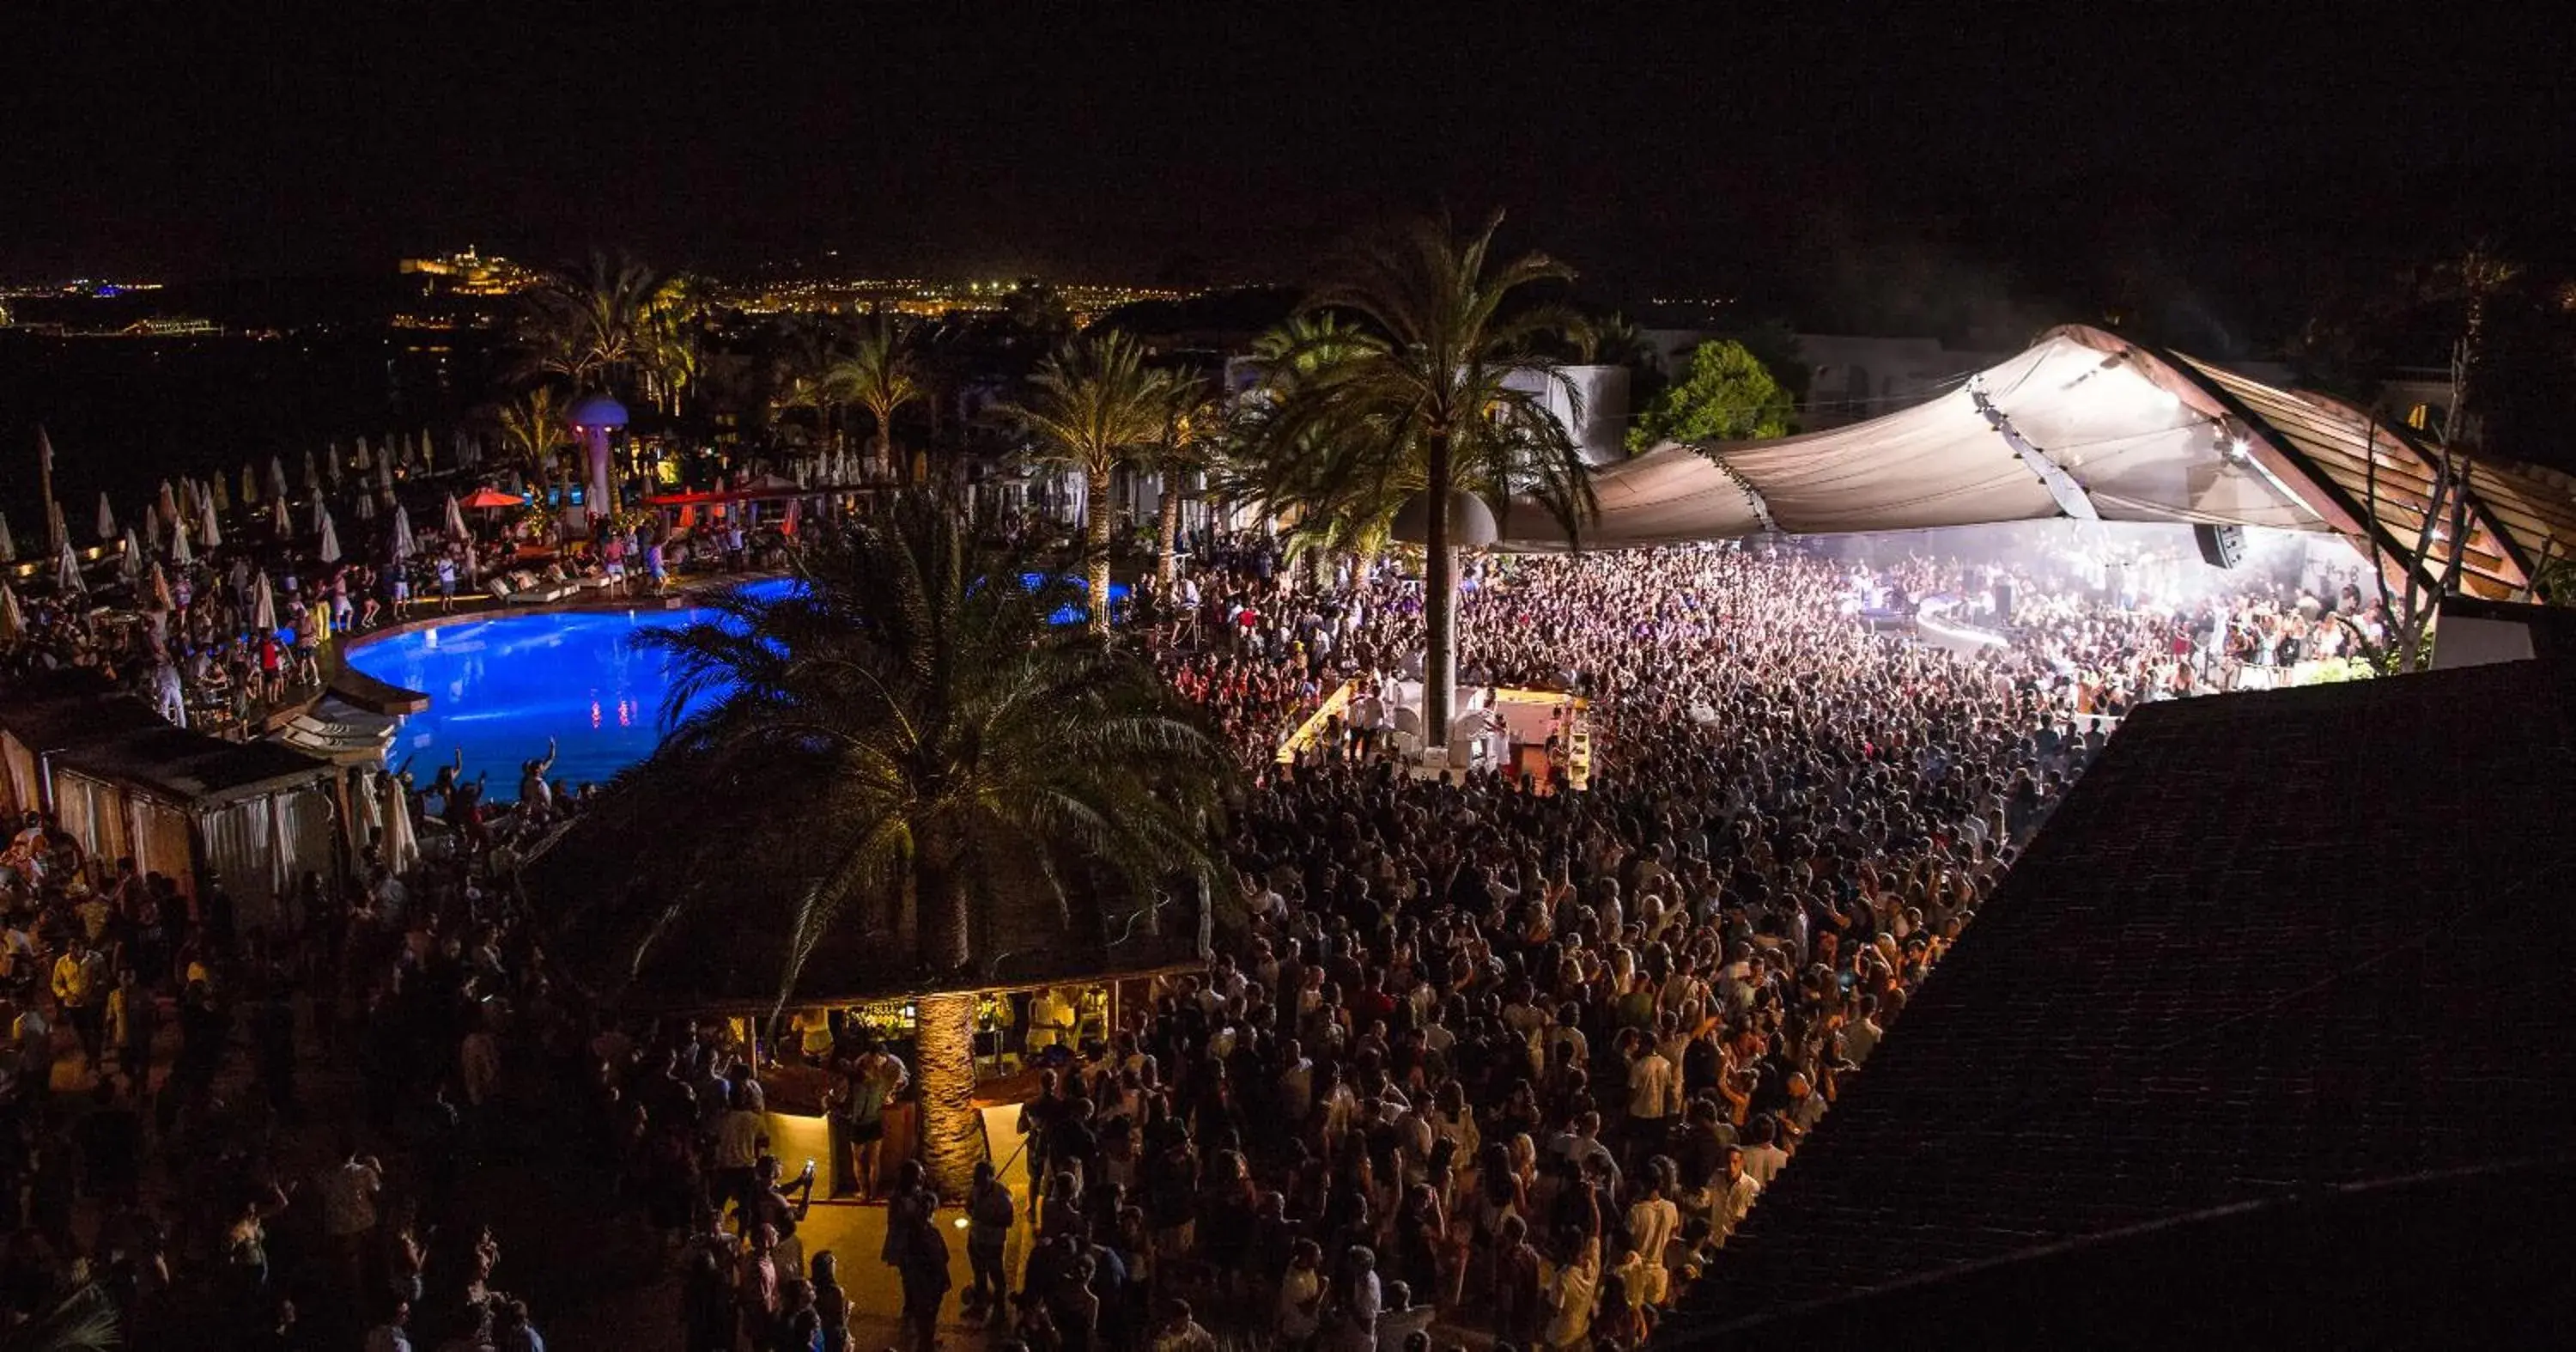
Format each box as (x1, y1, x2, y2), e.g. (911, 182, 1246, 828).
(2227, 435, 2250, 460)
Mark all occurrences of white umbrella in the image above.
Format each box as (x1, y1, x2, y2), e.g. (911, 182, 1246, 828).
(269, 496, 291, 535)
(303, 448, 321, 496)
(327, 443, 345, 491)
(0, 511, 14, 563)
(212, 472, 233, 514)
(311, 493, 330, 535)
(391, 504, 416, 560)
(48, 502, 69, 561)
(150, 563, 173, 612)
(57, 539, 86, 595)
(355, 490, 376, 523)
(198, 496, 223, 551)
(443, 492, 468, 539)
(95, 492, 117, 543)
(121, 527, 145, 582)
(252, 570, 276, 631)
(158, 479, 179, 529)
(241, 463, 260, 504)
(353, 435, 372, 472)
(268, 456, 289, 502)
(380, 771, 420, 875)
(0, 582, 22, 641)
(422, 426, 437, 470)
(179, 478, 200, 521)
(318, 508, 342, 564)
(377, 448, 395, 491)
(170, 518, 194, 566)
(349, 767, 382, 845)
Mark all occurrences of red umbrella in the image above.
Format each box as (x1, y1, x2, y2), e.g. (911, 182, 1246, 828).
(459, 487, 526, 509)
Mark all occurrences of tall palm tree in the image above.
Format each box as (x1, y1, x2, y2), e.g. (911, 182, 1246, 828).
(1261, 213, 1594, 740)
(513, 250, 702, 399)
(1214, 312, 1388, 578)
(1005, 332, 1177, 633)
(1149, 377, 1221, 588)
(497, 387, 573, 502)
(616, 500, 1225, 1194)
(771, 316, 849, 465)
(829, 315, 923, 482)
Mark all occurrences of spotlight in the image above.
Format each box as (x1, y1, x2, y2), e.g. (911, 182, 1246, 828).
(2227, 435, 2250, 460)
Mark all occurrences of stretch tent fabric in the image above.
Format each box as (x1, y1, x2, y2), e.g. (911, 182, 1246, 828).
(1479, 325, 2576, 600)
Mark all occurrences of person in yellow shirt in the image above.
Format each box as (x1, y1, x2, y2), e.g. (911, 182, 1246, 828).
(51, 935, 108, 1072)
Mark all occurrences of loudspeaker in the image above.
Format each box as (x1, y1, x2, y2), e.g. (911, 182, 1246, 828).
(1993, 579, 2015, 623)
(2194, 523, 2245, 569)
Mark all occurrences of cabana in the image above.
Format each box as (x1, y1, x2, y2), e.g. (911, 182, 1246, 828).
(1, 692, 339, 924)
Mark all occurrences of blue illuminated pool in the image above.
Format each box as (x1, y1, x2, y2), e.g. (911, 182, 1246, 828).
(348, 576, 1124, 795)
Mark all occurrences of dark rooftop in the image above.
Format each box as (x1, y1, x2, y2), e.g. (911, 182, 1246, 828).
(1678, 656, 2576, 1342)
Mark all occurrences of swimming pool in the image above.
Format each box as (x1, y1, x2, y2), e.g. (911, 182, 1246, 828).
(346, 576, 1125, 795)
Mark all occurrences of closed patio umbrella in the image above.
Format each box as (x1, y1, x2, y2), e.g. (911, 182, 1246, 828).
(95, 492, 117, 543)
(252, 570, 276, 631)
(354, 435, 372, 472)
(349, 767, 382, 846)
(57, 539, 85, 596)
(444, 492, 469, 539)
(170, 519, 193, 566)
(391, 504, 416, 560)
(241, 463, 260, 504)
(380, 772, 420, 875)
(268, 456, 289, 502)
(378, 450, 395, 492)
(212, 472, 233, 514)
(151, 563, 173, 612)
(198, 496, 223, 551)
(326, 442, 344, 490)
(0, 582, 21, 641)
(303, 448, 321, 496)
(0, 511, 14, 563)
(158, 479, 179, 529)
(121, 527, 145, 582)
(311, 493, 330, 535)
(318, 508, 342, 564)
(421, 426, 437, 470)
(269, 496, 291, 536)
(355, 490, 376, 523)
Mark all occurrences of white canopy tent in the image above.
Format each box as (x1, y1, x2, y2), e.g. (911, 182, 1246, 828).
(1467, 325, 2576, 600)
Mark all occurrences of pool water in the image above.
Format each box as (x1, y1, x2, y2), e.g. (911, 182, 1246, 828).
(346, 576, 1124, 795)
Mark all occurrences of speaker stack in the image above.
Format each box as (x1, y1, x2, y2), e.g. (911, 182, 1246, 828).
(2194, 524, 2245, 569)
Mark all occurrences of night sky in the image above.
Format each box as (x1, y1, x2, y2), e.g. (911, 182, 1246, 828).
(3, 6, 2568, 341)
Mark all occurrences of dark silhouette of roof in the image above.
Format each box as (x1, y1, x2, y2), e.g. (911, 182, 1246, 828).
(1676, 656, 2576, 1343)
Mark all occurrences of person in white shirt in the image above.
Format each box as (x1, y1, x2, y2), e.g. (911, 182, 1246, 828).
(1621, 1028, 1681, 1166)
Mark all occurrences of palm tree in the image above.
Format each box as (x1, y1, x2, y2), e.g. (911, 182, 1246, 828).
(497, 387, 573, 502)
(1149, 377, 1221, 588)
(0, 1280, 119, 1351)
(829, 315, 922, 482)
(771, 316, 849, 466)
(1260, 213, 1594, 741)
(621, 499, 1226, 1194)
(513, 250, 702, 399)
(1005, 332, 1177, 633)
(1215, 312, 1389, 580)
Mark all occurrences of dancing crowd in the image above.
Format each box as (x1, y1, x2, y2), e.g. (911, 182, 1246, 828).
(0, 515, 2389, 1350)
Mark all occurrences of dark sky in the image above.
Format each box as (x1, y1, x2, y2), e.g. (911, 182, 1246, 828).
(4, 5, 2568, 336)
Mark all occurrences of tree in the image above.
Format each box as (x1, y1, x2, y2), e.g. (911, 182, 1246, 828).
(830, 315, 922, 482)
(771, 317, 851, 462)
(1005, 332, 1178, 633)
(1150, 378, 1220, 588)
(497, 388, 573, 502)
(1262, 212, 1595, 740)
(513, 250, 701, 400)
(1625, 338, 1795, 452)
(623, 500, 1226, 1194)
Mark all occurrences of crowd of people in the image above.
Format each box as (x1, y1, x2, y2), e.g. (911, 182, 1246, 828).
(0, 504, 2398, 1349)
